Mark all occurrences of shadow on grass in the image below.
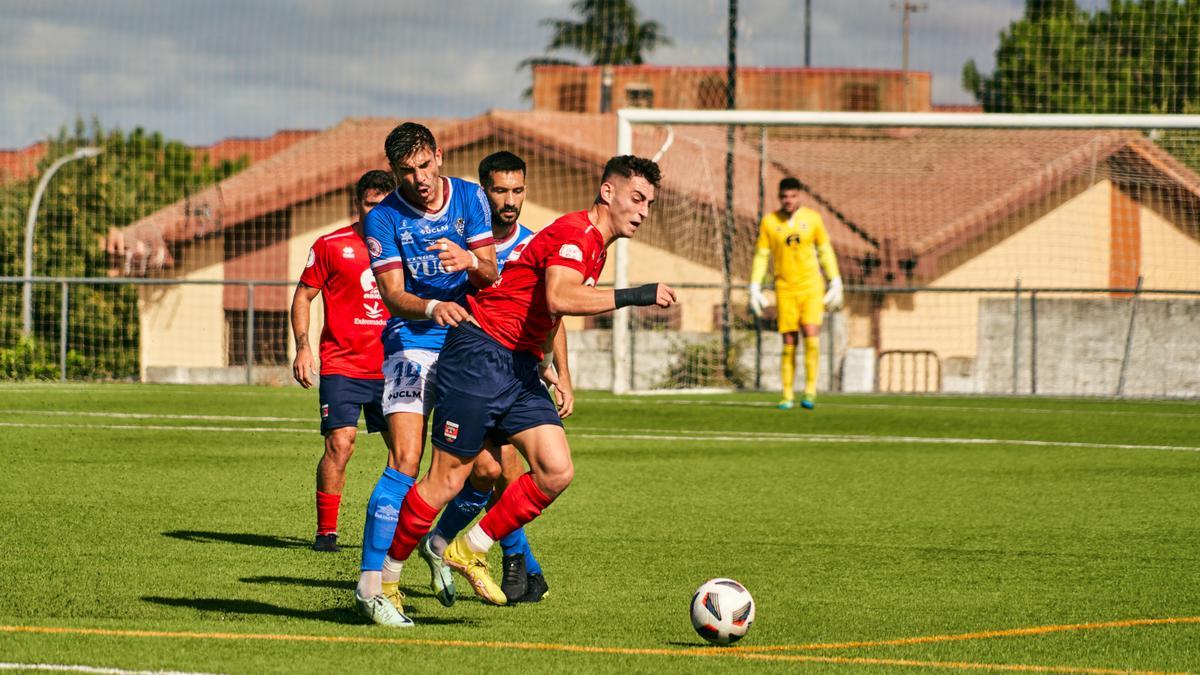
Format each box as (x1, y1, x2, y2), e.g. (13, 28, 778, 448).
(162, 530, 358, 550)
(239, 576, 438, 601)
(142, 596, 472, 626)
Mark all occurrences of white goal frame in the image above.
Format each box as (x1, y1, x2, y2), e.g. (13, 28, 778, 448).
(611, 109, 1200, 394)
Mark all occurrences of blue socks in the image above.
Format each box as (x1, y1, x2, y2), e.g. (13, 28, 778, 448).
(431, 482, 492, 543)
(500, 527, 543, 575)
(360, 467, 414, 571)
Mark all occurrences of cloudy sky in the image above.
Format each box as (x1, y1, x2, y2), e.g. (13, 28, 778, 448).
(0, 1, 1097, 149)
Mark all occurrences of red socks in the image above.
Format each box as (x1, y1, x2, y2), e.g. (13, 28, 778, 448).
(315, 491, 341, 535)
(480, 472, 554, 541)
(387, 488, 439, 561)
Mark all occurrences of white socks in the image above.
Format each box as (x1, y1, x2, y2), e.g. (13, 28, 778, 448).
(356, 571, 381, 599)
(382, 556, 404, 583)
(465, 524, 494, 554)
(428, 532, 449, 557)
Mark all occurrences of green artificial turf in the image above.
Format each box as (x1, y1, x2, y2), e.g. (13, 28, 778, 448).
(0, 384, 1197, 673)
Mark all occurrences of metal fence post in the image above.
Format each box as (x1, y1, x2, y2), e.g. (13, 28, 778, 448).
(1029, 289, 1038, 395)
(753, 316, 762, 390)
(1116, 275, 1144, 397)
(59, 281, 69, 382)
(245, 282, 255, 385)
(1012, 277, 1021, 395)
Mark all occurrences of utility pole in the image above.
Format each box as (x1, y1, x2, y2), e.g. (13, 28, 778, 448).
(892, 0, 925, 111)
(804, 0, 812, 67)
(893, 0, 926, 74)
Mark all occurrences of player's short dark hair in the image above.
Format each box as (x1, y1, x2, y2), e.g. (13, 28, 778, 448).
(356, 170, 395, 202)
(478, 151, 526, 187)
(601, 155, 662, 189)
(384, 122, 437, 167)
(779, 177, 802, 192)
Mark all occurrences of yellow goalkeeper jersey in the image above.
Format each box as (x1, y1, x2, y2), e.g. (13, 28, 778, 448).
(751, 207, 839, 295)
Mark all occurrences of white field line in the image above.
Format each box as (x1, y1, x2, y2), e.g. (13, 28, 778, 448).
(0, 422, 312, 435)
(0, 418, 1197, 453)
(6, 409, 310, 423)
(597, 398, 1200, 419)
(0, 664, 217, 675)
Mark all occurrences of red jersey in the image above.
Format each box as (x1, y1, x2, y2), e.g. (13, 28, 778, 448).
(299, 225, 386, 379)
(469, 211, 607, 358)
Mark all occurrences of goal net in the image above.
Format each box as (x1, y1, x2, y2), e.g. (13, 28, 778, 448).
(613, 111, 1200, 397)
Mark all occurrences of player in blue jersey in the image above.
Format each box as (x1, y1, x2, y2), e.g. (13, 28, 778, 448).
(353, 122, 498, 627)
(417, 151, 572, 607)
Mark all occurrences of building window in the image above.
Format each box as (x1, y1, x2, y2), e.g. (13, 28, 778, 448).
(226, 309, 289, 366)
(625, 84, 655, 108)
(842, 83, 879, 111)
(696, 75, 727, 110)
(558, 82, 588, 112)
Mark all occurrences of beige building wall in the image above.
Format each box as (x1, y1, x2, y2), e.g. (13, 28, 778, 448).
(878, 180, 1112, 361)
(1139, 198, 1200, 290)
(138, 235, 226, 377)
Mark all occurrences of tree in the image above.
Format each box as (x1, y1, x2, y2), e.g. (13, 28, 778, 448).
(520, 0, 672, 98)
(0, 119, 243, 379)
(963, 0, 1200, 114)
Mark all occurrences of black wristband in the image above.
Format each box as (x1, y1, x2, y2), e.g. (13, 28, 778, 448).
(614, 283, 659, 308)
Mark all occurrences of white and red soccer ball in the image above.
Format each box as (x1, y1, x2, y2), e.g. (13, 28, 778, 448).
(690, 578, 756, 645)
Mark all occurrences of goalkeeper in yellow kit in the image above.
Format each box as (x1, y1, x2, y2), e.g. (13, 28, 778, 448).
(749, 178, 843, 410)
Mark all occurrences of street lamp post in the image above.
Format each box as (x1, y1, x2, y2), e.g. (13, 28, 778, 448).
(22, 146, 102, 337)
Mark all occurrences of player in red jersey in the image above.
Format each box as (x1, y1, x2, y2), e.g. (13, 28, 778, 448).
(365, 156, 676, 622)
(291, 170, 396, 552)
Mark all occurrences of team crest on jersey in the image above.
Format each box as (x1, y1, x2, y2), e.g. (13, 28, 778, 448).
(443, 420, 459, 442)
(366, 236, 382, 258)
(558, 244, 583, 262)
(342, 246, 355, 259)
(400, 230, 414, 246)
(454, 218, 465, 237)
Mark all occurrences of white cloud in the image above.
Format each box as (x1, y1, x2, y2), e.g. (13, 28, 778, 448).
(0, 0, 1028, 147)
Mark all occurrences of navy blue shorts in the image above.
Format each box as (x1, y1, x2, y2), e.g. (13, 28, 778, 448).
(430, 322, 561, 457)
(318, 375, 386, 436)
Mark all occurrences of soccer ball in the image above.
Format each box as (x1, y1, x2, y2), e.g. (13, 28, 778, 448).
(690, 578, 756, 645)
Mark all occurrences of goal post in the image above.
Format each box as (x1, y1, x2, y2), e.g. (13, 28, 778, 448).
(611, 109, 1200, 396)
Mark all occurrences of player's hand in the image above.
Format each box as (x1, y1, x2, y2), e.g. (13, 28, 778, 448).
(748, 283, 768, 317)
(430, 300, 470, 327)
(292, 345, 317, 389)
(428, 238, 476, 274)
(554, 375, 575, 420)
(823, 277, 844, 311)
(655, 283, 678, 308)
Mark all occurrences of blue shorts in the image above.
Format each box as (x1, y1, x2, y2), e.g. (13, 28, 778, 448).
(430, 322, 561, 457)
(319, 375, 386, 436)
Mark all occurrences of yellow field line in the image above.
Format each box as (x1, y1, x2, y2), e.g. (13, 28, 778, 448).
(730, 616, 1200, 653)
(0, 625, 1184, 674)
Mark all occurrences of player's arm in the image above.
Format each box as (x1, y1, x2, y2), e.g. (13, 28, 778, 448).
(813, 219, 843, 310)
(748, 220, 771, 316)
(550, 326, 573, 418)
(374, 267, 470, 327)
(290, 283, 321, 388)
(545, 266, 676, 316)
(427, 238, 498, 288)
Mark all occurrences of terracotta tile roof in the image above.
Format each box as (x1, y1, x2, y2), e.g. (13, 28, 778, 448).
(198, 129, 318, 166)
(110, 113, 1200, 285)
(108, 118, 424, 273)
(765, 128, 1200, 280)
(0, 142, 47, 183)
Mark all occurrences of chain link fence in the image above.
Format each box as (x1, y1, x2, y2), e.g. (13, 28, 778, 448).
(3, 276, 1196, 398)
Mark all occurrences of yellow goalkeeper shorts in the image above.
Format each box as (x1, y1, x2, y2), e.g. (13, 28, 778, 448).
(776, 291, 824, 333)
